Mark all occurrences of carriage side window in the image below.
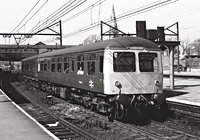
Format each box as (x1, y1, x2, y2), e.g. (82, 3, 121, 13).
(77, 55, 84, 75)
(113, 52, 135, 72)
(139, 52, 159, 72)
(87, 61, 95, 75)
(57, 63, 61, 73)
(77, 62, 84, 75)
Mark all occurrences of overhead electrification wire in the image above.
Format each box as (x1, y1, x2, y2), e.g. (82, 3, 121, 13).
(29, 0, 78, 34)
(11, 0, 41, 33)
(57, 0, 179, 41)
(115, 0, 179, 22)
(29, 0, 87, 34)
(12, 0, 48, 35)
(62, 0, 105, 24)
(20, 0, 87, 43)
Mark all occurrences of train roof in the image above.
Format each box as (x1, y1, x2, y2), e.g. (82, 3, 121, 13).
(23, 36, 160, 61)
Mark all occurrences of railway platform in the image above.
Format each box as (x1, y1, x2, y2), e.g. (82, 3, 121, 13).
(0, 89, 57, 140)
(163, 70, 200, 106)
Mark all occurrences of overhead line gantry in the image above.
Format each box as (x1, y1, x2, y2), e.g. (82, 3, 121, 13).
(0, 20, 62, 47)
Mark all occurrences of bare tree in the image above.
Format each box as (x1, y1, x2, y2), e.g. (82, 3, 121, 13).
(190, 39, 200, 55)
(83, 34, 100, 45)
(180, 38, 191, 56)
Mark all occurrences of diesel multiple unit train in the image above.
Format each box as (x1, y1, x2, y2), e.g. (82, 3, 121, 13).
(21, 36, 165, 121)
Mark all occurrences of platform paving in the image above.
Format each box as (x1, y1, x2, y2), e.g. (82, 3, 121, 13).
(0, 89, 58, 140)
(163, 70, 200, 106)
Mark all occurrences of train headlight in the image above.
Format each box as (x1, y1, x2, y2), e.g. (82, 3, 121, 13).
(115, 81, 122, 89)
(154, 80, 160, 86)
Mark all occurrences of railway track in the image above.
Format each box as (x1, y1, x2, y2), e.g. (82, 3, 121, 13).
(167, 100, 200, 118)
(0, 72, 101, 140)
(13, 82, 163, 140)
(166, 100, 200, 133)
(1, 72, 200, 140)
(20, 103, 102, 140)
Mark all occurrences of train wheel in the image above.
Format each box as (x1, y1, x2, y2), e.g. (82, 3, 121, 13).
(115, 102, 126, 120)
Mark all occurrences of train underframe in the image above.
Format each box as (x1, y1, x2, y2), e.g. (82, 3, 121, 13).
(22, 76, 166, 123)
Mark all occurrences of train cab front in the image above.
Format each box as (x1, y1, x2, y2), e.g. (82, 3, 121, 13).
(103, 47, 165, 121)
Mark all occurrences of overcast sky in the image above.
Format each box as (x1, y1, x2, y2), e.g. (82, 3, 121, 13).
(0, 0, 200, 45)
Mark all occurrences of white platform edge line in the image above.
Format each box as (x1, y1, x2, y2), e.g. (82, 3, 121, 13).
(167, 98, 200, 107)
(0, 89, 59, 140)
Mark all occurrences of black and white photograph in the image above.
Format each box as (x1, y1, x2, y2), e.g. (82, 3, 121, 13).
(0, 0, 200, 139)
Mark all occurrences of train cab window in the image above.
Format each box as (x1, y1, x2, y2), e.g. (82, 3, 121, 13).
(77, 62, 84, 75)
(87, 61, 95, 75)
(139, 52, 159, 72)
(113, 52, 136, 72)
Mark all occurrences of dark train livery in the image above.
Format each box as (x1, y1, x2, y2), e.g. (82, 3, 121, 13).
(21, 36, 165, 120)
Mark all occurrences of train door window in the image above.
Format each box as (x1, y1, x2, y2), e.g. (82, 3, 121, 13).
(26, 63, 29, 71)
(40, 60, 44, 72)
(139, 52, 159, 72)
(29, 63, 32, 71)
(71, 57, 75, 72)
(51, 58, 56, 72)
(32, 63, 35, 73)
(99, 56, 103, 73)
(87, 53, 95, 75)
(57, 58, 62, 73)
(113, 52, 136, 72)
(41, 60, 44, 72)
(87, 61, 95, 75)
(63, 57, 69, 73)
(44, 59, 47, 71)
(64, 63, 69, 73)
(47, 59, 50, 71)
(37, 61, 40, 72)
(22, 62, 24, 71)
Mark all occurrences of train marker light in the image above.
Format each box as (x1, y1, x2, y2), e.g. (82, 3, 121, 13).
(154, 80, 160, 86)
(115, 81, 122, 89)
